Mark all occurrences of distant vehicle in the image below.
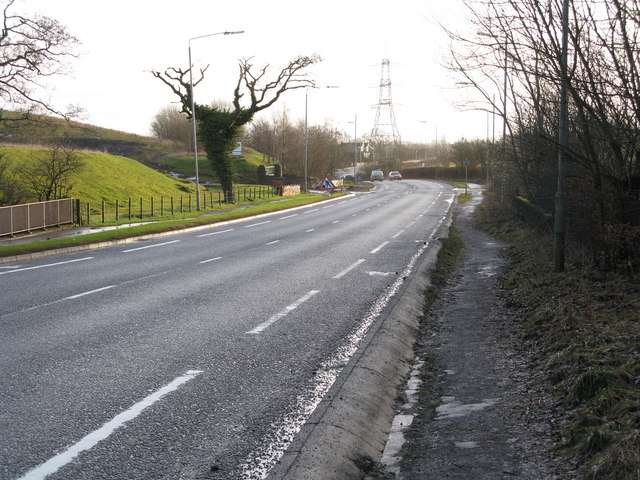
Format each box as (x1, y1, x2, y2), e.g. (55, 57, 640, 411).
(388, 171, 402, 181)
(370, 169, 384, 181)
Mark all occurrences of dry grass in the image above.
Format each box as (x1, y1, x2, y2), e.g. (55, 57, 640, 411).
(476, 195, 640, 479)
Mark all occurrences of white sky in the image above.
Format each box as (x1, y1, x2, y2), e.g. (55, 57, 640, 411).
(21, 0, 491, 144)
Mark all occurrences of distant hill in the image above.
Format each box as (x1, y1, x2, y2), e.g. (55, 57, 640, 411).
(0, 112, 184, 166)
(0, 112, 272, 184)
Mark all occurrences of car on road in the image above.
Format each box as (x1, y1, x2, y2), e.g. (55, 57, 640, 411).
(370, 170, 384, 181)
(388, 171, 402, 181)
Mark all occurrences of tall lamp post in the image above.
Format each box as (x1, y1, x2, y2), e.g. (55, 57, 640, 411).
(478, 30, 508, 202)
(348, 115, 358, 182)
(420, 120, 428, 164)
(188, 30, 243, 210)
(304, 85, 338, 192)
(554, 0, 570, 272)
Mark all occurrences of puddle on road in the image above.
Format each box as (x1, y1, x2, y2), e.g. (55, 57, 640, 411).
(436, 397, 500, 419)
(455, 441, 479, 449)
(239, 240, 435, 479)
(477, 265, 499, 277)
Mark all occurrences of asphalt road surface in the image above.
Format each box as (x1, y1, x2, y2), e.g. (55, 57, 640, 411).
(0, 180, 455, 480)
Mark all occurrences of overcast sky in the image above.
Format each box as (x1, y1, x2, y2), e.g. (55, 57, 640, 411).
(21, 0, 490, 144)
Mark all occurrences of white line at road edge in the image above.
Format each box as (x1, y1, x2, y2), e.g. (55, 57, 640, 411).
(0, 257, 93, 275)
(333, 259, 365, 279)
(247, 290, 320, 334)
(122, 240, 180, 253)
(17, 370, 203, 480)
(370, 241, 390, 254)
(242, 237, 442, 478)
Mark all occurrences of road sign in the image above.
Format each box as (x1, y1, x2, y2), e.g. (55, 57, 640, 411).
(318, 176, 336, 190)
(231, 142, 242, 157)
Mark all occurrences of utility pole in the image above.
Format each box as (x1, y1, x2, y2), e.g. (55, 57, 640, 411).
(554, 0, 570, 272)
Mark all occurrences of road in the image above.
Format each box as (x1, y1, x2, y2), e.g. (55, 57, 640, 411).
(0, 180, 455, 480)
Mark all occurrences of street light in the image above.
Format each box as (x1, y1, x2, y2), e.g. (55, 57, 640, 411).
(348, 115, 358, 182)
(478, 30, 508, 202)
(304, 85, 338, 192)
(554, 0, 570, 272)
(420, 120, 428, 163)
(188, 30, 244, 210)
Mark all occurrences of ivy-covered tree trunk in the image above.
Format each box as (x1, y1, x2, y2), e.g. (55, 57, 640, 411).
(196, 107, 251, 203)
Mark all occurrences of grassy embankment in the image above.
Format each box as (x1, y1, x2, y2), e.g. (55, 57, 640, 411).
(0, 140, 342, 258)
(476, 194, 640, 479)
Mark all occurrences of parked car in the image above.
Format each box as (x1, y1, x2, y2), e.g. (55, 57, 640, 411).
(370, 169, 384, 181)
(388, 171, 402, 181)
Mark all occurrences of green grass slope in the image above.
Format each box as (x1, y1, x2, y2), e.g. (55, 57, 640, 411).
(2, 145, 196, 205)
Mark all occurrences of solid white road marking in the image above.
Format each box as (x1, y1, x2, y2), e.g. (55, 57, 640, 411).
(247, 290, 320, 334)
(199, 257, 222, 264)
(333, 259, 365, 279)
(122, 240, 180, 253)
(65, 286, 115, 300)
(17, 370, 203, 480)
(370, 241, 390, 254)
(197, 228, 234, 237)
(0, 257, 93, 275)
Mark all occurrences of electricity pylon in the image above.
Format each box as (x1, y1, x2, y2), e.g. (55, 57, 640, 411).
(369, 59, 401, 164)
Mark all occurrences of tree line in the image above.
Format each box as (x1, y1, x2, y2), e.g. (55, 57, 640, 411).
(446, 0, 640, 274)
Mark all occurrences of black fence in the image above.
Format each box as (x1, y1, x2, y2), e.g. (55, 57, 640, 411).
(81, 185, 280, 225)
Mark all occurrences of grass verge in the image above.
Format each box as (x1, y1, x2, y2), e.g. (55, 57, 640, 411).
(475, 196, 640, 479)
(0, 193, 344, 259)
(423, 221, 466, 309)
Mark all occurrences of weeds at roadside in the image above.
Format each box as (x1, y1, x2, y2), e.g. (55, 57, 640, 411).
(476, 195, 640, 479)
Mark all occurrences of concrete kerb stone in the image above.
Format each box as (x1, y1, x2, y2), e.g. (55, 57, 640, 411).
(268, 204, 453, 479)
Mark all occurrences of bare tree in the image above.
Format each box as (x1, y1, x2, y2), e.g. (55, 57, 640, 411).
(22, 144, 85, 201)
(445, 0, 640, 273)
(152, 55, 320, 201)
(150, 105, 191, 150)
(0, 150, 26, 205)
(0, 0, 80, 121)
